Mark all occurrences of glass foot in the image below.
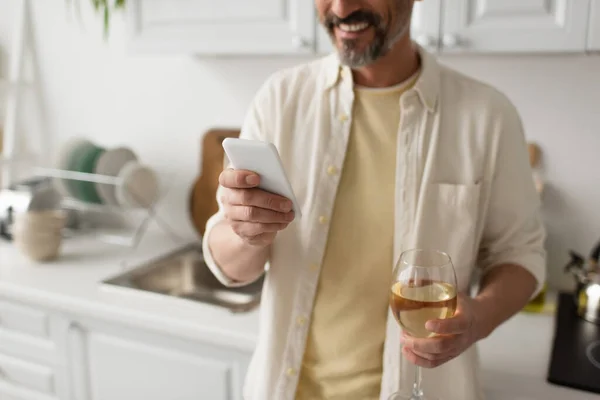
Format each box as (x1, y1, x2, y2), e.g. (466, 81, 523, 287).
(387, 389, 438, 400)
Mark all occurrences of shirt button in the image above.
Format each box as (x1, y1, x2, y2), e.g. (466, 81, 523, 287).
(309, 264, 319, 272)
(297, 316, 307, 326)
(327, 165, 338, 176)
(318, 215, 328, 225)
(338, 113, 349, 122)
(286, 368, 297, 377)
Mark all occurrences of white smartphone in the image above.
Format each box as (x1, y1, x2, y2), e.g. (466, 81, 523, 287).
(221, 138, 302, 217)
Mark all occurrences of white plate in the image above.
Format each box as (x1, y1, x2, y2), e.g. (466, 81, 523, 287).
(93, 147, 138, 206)
(115, 161, 159, 209)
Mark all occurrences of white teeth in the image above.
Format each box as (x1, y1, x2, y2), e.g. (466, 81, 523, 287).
(338, 22, 369, 32)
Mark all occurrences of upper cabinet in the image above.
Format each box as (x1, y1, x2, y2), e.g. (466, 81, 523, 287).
(589, 1, 600, 51)
(410, 0, 442, 52)
(126, 0, 316, 55)
(128, 0, 599, 55)
(441, 0, 592, 53)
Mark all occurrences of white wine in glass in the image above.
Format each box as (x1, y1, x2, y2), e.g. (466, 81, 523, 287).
(388, 249, 458, 400)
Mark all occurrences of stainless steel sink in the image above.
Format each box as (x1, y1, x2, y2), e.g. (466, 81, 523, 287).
(102, 244, 263, 313)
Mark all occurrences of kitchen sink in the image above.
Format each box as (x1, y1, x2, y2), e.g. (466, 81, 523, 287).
(102, 244, 263, 313)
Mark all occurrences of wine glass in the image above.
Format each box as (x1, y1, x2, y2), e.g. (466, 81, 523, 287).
(388, 249, 458, 400)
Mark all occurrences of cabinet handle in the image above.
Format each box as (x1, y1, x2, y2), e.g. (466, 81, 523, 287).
(415, 34, 437, 48)
(68, 322, 91, 400)
(442, 33, 461, 49)
(292, 35, 310, 49)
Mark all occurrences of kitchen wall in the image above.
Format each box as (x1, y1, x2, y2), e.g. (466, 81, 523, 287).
(1, 0, 599, 290)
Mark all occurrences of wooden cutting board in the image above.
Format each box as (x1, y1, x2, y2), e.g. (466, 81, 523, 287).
(190, 128, 240, 237)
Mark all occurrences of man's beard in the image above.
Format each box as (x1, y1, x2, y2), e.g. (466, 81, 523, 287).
(323, 2, 412, 68)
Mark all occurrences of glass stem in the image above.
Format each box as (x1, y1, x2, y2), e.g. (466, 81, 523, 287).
(412, 365, 423, 399)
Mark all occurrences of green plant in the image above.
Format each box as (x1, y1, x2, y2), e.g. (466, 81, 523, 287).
(93, 0, 125, 36)
(67, 0, 126, 37)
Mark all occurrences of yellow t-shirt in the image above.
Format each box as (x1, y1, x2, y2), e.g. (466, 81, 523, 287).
(296, 74, 420, 400)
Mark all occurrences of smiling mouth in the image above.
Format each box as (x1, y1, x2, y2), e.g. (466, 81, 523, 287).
(338, 22, 370, 33)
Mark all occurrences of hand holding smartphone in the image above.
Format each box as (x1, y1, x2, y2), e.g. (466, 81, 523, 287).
(222, 138, 301, 217)
(218, 138, 300, 246)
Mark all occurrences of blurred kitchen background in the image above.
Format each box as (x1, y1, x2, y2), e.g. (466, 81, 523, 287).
(2, 1, 599, 291)
(0, 0, 598, 290)
(0, 1, 599, 400)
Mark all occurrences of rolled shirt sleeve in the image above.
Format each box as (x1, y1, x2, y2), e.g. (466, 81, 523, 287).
(477, 97, 547, 299)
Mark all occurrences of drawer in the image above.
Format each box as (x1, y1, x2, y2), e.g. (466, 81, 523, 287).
(0, 301, 49, 338)
(0, 353, 55, 395)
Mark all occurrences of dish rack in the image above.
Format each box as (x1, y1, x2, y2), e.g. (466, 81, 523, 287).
(3, 158, 185, 252)
(36, 166, 185, 250)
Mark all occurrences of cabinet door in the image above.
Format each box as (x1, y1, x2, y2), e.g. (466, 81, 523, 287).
(411, 0, 442, 52)
(589, 0, 600, 51)
(442, 0, 592, 53)
(127, 0, 315, 54)
(316, 1, 442, 55)
(67, 323, 250, 400)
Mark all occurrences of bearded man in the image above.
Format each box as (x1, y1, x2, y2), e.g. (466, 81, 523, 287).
(202, 1, 546, 399)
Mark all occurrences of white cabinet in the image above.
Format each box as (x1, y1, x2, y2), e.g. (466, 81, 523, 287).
(0, 297, 251, 400)
(126, 0, 316, 55)
(315, 21, 332, 55)
(411, 0, 442, 52)
(0, 300, 69, 400)
(589, 1, 600, 51)
(66, 321, 250, 400)
(127, 1, 599, 55)
(441, 0, 592, 53)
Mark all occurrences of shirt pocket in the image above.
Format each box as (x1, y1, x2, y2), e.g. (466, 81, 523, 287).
(414, 182, 482, 290)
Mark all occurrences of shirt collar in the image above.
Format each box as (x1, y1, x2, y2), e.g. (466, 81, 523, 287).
(322, 43, 440, 112)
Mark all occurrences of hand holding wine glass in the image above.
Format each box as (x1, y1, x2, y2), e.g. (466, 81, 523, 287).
(388, 249, 462, 400)
(400, 292, 481, 369)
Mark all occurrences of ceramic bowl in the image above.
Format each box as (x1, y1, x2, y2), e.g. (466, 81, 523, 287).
(13, 210, 66, 262)
(14, 233, 62, 262)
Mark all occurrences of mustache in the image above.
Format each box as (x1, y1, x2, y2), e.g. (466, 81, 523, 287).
(324, 10, 382, 30)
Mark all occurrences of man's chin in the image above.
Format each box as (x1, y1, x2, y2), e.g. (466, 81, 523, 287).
(337, 52, 373, 69)
(332, 44, 373, 68)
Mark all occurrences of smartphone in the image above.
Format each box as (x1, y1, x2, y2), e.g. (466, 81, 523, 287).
(221, 138, 302, 217)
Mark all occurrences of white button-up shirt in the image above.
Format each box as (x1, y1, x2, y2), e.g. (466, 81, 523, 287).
(202, 46, 546, 400)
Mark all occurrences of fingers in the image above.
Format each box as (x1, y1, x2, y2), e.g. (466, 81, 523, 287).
(223, 188, 293, 213)
(230, 221, 289, 237)
(225, 206, 295, 224)
(402, 346, 457, 369)
(219, 169, 261, 189)
(219, 168, 296, 245)
(402, 333, 458, 355)
(425, 312, 471, 335)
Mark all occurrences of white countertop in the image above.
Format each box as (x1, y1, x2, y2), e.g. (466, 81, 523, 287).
(479, 310, 600, 399)
(0, 231, 598, 399)
(0, 231, 260, 352)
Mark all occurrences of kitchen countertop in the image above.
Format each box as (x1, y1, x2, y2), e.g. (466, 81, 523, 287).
(479, 309, 600, 399)
(0, 231, 598, 399)
(0, 230, 260, 352)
